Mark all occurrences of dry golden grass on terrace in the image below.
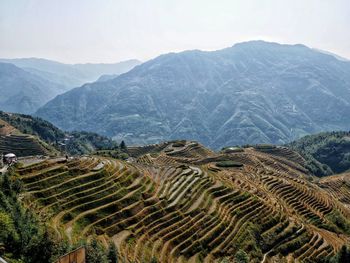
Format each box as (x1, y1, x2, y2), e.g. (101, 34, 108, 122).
(16, 141, 350, 262)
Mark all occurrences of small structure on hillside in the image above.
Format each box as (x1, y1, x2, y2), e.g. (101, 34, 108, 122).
(56, 247, 85, 263)
(3, 153, 17, 165)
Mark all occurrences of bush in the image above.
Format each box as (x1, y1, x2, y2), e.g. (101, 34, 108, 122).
(235, 249, 249, 263)
(86, 238, 108, 263)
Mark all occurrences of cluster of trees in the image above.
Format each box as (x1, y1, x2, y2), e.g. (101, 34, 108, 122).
(0, 111, 65, 142)
(63, 131, 119, 155)
(0, 168, 120, 262)
(0, 111, 123, 156)
(0, 168, 63, 262)
(288, 131, 350, 176)
(86, 239, 119, 263)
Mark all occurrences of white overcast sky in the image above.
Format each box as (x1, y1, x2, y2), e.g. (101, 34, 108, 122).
(0, 0, 349, 63)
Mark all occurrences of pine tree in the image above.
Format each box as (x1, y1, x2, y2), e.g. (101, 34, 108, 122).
(120, 141, 126, 150)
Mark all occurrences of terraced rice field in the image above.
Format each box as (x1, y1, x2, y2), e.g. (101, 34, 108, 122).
(0, 134, 48, 156)
(17, 141, 350, 262)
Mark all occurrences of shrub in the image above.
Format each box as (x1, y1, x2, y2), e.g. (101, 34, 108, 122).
(235, 249, 249, 263)
(86, 238, 108, 263)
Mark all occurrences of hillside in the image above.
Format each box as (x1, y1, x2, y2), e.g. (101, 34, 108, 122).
(0, 62, 67, 113)
(0, 111, 119, 155)
(289, 131, 350, 177)
(0, 118, 53, 157)
(9, 140, 350, 262)
(36, 41, 350, 149)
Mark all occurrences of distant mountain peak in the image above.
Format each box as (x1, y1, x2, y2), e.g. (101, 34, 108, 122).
(36, 42, 350, 149)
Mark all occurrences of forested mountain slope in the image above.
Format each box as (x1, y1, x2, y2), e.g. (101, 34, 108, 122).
(0, 111, 118, 155)
(36, 41, 350, 149)
(289, 131, 350, 177)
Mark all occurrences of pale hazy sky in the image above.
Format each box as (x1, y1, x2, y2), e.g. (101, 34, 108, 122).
(0, 0, 349, 63)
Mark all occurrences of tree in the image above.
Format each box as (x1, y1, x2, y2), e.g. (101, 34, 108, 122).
(0, 211, 18, 248)
(234, 249, 249, 263)
(107, 242, 118, 263)
(338, 245, 350, 263)
(120, 141, 126, 150)
(86, 238, 108, 263)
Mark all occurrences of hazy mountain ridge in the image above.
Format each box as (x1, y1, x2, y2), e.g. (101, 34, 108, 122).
(0, 57, 141, 88)
(0, 58, 141, 114)
(36, 41, 350, 149)
(0, 62, 67, 113)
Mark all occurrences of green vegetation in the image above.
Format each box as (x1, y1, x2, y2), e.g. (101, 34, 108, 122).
(0, 111, 119, 155)
(325, 209, 350, 235)
(288, 131, 350, 176)
(216, 160, 243, 168)
(119, 140, 126, 150)
(107, 242, 118, 263)
(0, 168, 67, 262)
(234, 249, 249, 263)
(65, 131, 119, 155)
(329, 245, 350, 263)
(0, 168, 122, 262)
(93, 150, 129, 160)
(85, 238, 108, 263)
(221, 146, 244, 153)
(172, 140, 186, 147)
(253, 144, 276, 150)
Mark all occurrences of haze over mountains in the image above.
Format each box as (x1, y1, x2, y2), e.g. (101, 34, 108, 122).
(0, 62, 67, 113)
(0, 58, 141, 113)
(36, 41, 350, 149)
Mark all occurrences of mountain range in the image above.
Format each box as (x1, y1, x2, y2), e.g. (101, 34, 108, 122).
(0, 62, 68, 113)
(0, 58, 141, 114)
(0, 57, 141, 87)
(36, 41, 350, 149)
